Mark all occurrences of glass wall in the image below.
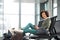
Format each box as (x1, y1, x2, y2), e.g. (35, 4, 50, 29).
(0, 0, 19, 37)
(4, 0, 19, 30)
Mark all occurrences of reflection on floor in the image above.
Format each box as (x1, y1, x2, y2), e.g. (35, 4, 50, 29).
(28, 38, 55, 40)
(25, 38, 56, 40)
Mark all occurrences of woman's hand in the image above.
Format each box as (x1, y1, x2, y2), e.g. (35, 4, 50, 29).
(35, 26, 39, 30)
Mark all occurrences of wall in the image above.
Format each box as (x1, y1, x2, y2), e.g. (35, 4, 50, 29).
(57, 0, 60, 20)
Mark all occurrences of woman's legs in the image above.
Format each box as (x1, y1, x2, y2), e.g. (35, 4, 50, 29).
(24, 29, 37, 34)
(23, 23, 37, 35)
(23, 23, 35, 30)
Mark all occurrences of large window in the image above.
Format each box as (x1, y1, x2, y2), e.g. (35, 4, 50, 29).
(0, 0, 19, 37)
(21, 3, 35, 28)
(4, 0, 19, 30)
(0, 0, 40, 37)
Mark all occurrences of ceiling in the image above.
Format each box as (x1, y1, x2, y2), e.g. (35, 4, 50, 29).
(21, 0, 47, 3)
(14, 0, 47, 3)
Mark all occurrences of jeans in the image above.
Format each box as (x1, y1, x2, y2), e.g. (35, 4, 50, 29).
(23, 23, 47, 34)
(23, 23, 37, 34)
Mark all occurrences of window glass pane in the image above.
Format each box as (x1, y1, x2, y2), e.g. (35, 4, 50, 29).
(4, 0, 19, 14)
(0, 15, 3, 20)
(53, 0, 57, 7)
(0, 20, 3, 24)
(45, 2, 48, 10)
(0, 3, 3, 15)
(53, 8, 57, 16)
(0, 30, 3, 37)
(21, 15, 35, 28)
(0, 8, 3, 14)
(53, 3, 57, 7)
(4, 15, 19, 31)
(21, 3, 35, 15)
(21, 3, 35, 28)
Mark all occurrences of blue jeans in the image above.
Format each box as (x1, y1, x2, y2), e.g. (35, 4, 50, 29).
(23, 23, 47, 34)
(23, 23, 37, 34)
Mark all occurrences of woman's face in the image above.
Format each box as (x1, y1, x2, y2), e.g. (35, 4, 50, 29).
(42, 12, 47, 19)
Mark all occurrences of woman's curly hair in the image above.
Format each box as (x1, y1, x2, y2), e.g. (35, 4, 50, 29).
(40, 10, 49, 18)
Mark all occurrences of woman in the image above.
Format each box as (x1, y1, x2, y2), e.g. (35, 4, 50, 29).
(23, 10, 51, 35)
